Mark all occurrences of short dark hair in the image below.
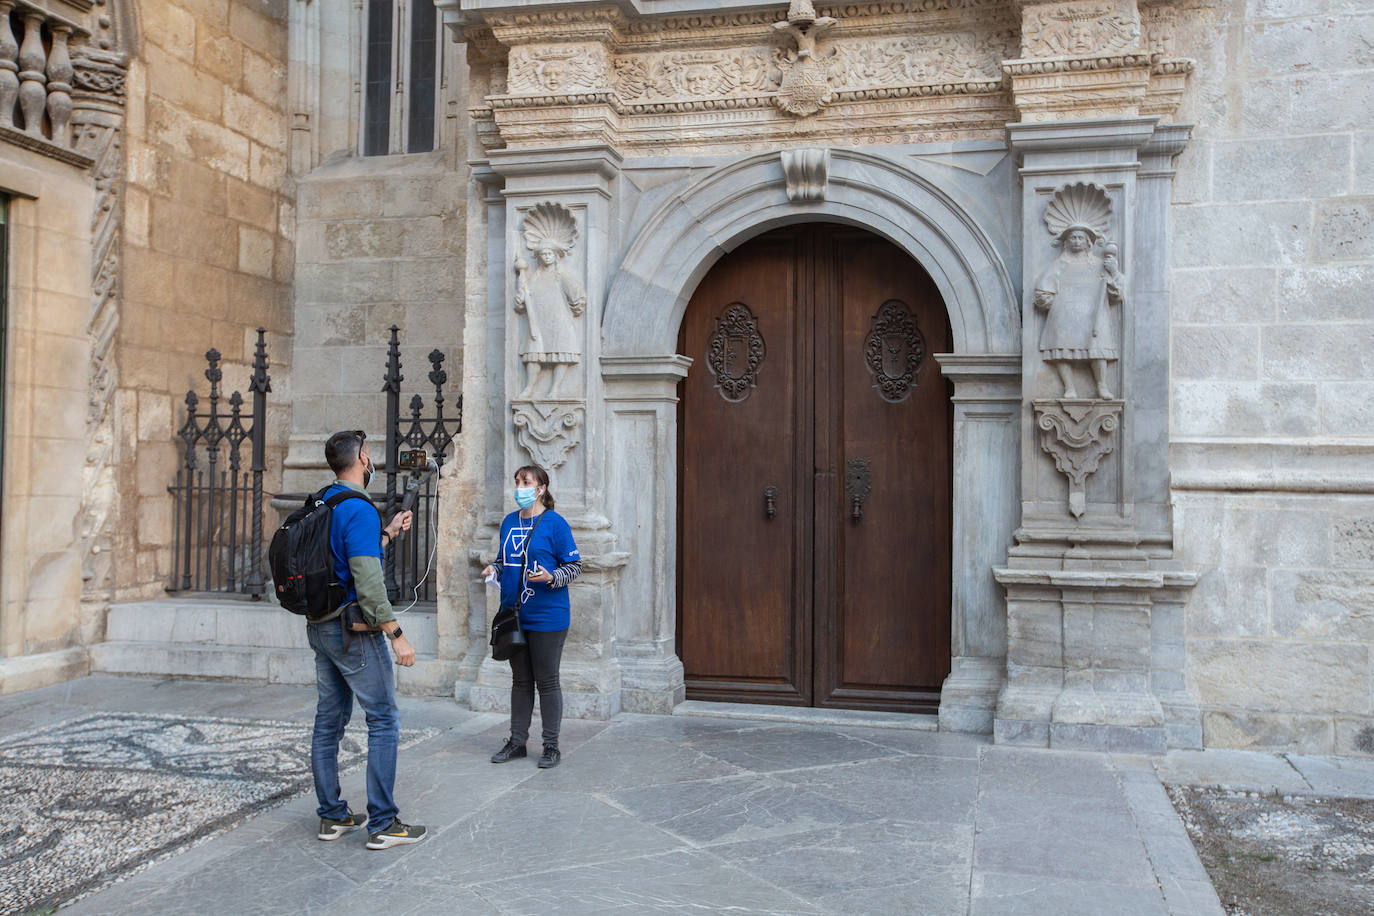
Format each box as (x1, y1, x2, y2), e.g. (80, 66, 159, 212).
(514, 464, 555, 510)
(325, 430, 366, 475)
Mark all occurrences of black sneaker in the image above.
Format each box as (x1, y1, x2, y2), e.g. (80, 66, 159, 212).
(366, 818, 428, 850)
(537, 744, 561, 769)
(317, 809, 365, 841)
(490, 739, 527, 763)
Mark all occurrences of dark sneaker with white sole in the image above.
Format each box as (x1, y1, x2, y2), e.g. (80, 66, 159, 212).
(490, 739, 527, 763)
(366, 819, 428, 850)
(318, 810, 365, 841)
(537, 745, 561, 769)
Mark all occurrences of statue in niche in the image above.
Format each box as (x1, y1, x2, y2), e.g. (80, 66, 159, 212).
(513, 203, 585, 400)
(1033, 183, 1124, 399)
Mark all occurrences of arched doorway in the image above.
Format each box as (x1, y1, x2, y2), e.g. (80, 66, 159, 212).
(676, 224, 953, 713)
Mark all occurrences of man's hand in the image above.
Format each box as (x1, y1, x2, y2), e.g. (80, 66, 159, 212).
(392, 634, 416, 667)
(385, 510, 414, 541)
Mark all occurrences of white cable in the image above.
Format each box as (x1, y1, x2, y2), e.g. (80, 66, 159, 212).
(396, 506, 439, 615)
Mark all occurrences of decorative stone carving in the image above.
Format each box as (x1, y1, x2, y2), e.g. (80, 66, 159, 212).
(827, 32, 1013, 87)
(612, 51, 773, 102)
(511, 400, 585, 470)
(1033, 183, 1124, 400)
(770, 0, 837, 116)
(864, 299, 927, 403)
(1033, 399, 1122, 518)
(513, 202, 586, 400)
(706, 302, 766, 403)
(781, 147, 828, 202)
(1142, 6, 1176, 57)
(508, 45, 604, 95)
(1021, 1, 1141, 58)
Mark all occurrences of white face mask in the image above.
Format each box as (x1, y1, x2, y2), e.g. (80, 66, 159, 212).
(362, 454, 375, 489)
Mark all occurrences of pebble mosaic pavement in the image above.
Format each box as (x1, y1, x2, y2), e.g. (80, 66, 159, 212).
(0, 711, 436, 914)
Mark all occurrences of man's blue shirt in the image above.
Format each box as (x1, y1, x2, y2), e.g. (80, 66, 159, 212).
(323, 481, 382, 602)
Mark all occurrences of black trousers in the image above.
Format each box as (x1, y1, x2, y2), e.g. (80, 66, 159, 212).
(508, 628, 568, 747)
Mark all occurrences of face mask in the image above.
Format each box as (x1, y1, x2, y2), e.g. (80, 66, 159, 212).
(363, 457, 375, 489)
(514, 487, 538, 510)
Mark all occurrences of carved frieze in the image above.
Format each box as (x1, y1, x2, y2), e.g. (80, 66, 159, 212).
(1021, 1, 1141, 58)
(1033, 399, 1123, 519)
(612, 51, 773, 102)
(508, 45, 607, 95)
(512, 400, 586, 470)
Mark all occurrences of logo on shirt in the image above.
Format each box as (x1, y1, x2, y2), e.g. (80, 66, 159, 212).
(503, 526, 529, 566)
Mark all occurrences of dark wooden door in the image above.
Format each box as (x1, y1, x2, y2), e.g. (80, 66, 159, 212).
(678, 225, 952, 713)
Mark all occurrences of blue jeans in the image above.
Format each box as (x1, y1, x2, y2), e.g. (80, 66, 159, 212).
(307, 618, 399, 834)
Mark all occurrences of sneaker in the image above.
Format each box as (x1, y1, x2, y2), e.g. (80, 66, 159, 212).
(366, 819, 428, 850)
(317, 809, 365, 841)
(537, 744, 561, 769)
(490, 739, 527, 763)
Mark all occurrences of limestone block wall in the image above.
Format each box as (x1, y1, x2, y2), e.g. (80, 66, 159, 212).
(116, 0, 294, 600)
(1169, 0, 1374, 754)
(0, 151, 96, 660)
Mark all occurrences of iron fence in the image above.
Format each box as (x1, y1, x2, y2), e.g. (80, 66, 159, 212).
(167, 331, 271, 597)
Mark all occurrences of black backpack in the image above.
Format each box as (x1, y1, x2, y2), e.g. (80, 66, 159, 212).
(268, 487, 376, 618)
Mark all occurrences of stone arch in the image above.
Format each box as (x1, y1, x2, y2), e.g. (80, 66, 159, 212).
(601, 148, 1019, 358)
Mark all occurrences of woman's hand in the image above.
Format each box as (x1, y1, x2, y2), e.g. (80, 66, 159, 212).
(481, 564, 496, 579)
(527, 566, 553, 584)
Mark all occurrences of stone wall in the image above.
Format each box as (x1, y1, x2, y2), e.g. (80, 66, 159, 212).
(116, 0, 294, 600)
(1169, 0, 1374, 753)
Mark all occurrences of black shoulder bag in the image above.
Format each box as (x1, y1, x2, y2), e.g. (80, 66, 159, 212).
(490, 512, 544, 661)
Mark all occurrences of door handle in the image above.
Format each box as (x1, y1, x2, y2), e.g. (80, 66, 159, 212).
(763, 486, 779, 520)
(845, 458, 872, 522)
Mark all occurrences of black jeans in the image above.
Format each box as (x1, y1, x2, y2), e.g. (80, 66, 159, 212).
(509, 628, 568, 747)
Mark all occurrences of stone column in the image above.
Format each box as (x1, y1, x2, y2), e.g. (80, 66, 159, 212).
(935, 354, 1019, 734)
(601, 355, 692, 713)
(467, 145, 629, 720)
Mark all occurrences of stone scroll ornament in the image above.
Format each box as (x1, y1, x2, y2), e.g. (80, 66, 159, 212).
(706, 302, 767, 403)
(512, 401, 585, 471)
(513, 202, 586, 401)
(771, 0, 838, 116)
(1033, 182, 1124, 400)
(1033, 400, 1122, 519)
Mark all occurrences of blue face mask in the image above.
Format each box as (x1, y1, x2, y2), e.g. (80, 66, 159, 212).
(514, 487, 538, 510)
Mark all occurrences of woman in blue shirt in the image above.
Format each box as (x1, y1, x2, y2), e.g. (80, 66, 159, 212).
(482, 465, 582, 768)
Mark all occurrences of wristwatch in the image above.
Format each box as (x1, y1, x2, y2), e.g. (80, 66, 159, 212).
(386, 627, 403, 640)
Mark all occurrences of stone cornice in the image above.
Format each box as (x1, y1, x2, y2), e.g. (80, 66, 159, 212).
(0, 124, 95, 168)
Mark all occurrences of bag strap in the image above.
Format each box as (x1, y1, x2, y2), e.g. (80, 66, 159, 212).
(517, 511, 547, 608)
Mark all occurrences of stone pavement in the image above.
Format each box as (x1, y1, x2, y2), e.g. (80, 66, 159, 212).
(13, 677, 1367, 915)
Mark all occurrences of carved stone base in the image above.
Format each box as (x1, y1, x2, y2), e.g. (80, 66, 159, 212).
(1033, 398, 1123, 518)
(511, 399, 585, 470)
(937, 656, 1005, 735)
(992, 567, 1199, 753)
(616, 641, 686, 714)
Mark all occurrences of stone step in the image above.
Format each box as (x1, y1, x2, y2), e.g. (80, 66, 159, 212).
(91, 600, 451, 696)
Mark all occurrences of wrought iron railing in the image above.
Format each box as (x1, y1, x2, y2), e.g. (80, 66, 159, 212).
(167, 330, 271, 597)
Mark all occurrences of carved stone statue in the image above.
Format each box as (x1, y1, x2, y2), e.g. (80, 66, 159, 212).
(1033, 183, 1124, 399)
(514, 203, 586, 400)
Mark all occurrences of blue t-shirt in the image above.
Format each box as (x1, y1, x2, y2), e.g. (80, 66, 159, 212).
(323, 482, 382, 602)
(496, 509, 579, 632)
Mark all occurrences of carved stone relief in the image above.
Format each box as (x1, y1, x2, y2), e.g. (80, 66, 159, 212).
(512, 401, 586, 470)
(865, 300, 927, 403)
(706, 302, 766, 403)
(513, 202, 586, 401)
(508, 45, 606, 95)
(1033, 183, 1124, 400)
(1021, 1, 1141, 58)
(1033, 400, 1122, 518)
(770, 0, 838, 116)
(612, 51, 772, 102)
(781, 147, 828, 202)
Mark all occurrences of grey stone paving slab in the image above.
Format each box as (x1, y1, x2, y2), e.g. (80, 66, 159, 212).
(815, 868, 971, 915)
(972, 805, 1158, 887)
(713, 820, 973, 900)
(774, 754, 979, 825)
(977, 746, 1123, 798)
(608, 773, 874, 846)
(682, 723, 906, 773)
(1286, 753, 1374, 798)
(835, 725, 990, 760)
(470, 848, 827, 915)
(970, 872, 1169, 916)
(533, 733, 748, 792)
(1154, 748, 1312, 794)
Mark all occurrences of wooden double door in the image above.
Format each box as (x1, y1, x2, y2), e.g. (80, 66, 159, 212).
(678, 225, 952, 712)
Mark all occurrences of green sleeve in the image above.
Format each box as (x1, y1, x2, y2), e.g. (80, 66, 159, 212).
(347, 554, 396, 626)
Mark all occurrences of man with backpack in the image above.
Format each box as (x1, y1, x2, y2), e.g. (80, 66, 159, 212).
(294, 429, 427, 850)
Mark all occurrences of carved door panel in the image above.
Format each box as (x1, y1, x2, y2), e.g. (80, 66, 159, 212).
(679, 226, 951, 712)
(678, 230, 810, 704)
(816, 230, 952, 711)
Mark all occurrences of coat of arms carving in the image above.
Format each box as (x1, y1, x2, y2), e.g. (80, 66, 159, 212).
(771, 0, 838, 117)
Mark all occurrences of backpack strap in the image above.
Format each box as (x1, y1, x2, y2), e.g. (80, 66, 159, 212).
(323, 489, 372, 509)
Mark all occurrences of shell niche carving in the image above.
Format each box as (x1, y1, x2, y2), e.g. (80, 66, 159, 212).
(1043, 182, 1112, 241)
